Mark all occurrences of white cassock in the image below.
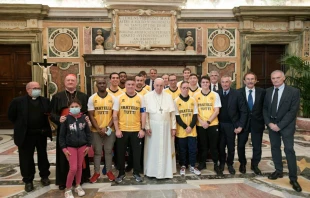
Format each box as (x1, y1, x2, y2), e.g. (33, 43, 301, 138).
(143, 91, 177, 179)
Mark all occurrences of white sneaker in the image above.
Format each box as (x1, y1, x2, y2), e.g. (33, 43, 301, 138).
(180, 166, 186, 176)
(74, 185, 85, 197)
(65, 189, 74, 198)
(190, 166, 201, 176)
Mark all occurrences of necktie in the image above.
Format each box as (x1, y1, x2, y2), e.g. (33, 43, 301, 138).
(271, 88, 279, 118)
(224, 91, 227, 96)
(248, 90, 253, 111)
(151, 80, 154, 91)
(213, 84, 216, 92)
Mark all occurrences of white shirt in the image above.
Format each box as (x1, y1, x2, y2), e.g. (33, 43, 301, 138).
(245, 87, 255, 104)
(211, 83, 219, 91)
(272, 83, 285, 110)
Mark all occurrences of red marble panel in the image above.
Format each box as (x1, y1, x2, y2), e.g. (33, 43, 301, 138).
(84, 27, 92, 54)
(196, 28, 203, 54)
(49, 63, 79, 92)
(208, 62, 236, 80)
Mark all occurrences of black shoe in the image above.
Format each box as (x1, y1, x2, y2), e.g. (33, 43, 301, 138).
(228, 166, 236, 175)
(40, 178, 50, 186)
(133, 174, 143, 182)
(25, 182, 34, 192)
(251, 165, 262, 175)
(290, 180, 302, 192)
(59, 184, 66, 190)
(268, 171, 283, 180)
(125, 165, 132, 172)
(239, 164, 246, 174)
(115, 174, 126, 184)
(214, 164, 223, 176)
(219, 164, 225, 172)
(198, 162, 206, 171)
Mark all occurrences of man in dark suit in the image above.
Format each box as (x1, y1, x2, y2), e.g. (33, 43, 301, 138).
(209, 70, 222, 92)
(238, 72, 266, 175)
(145, 68, 158, 90)
(263, 70, 302, 192)
(8, 81, 52, 192)
(218, 75, 248, 174)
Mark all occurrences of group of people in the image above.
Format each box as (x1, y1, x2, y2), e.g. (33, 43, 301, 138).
(8, 67, 302, 198)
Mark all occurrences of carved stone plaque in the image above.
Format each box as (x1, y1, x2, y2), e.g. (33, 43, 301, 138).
(117, 15, 172, 47)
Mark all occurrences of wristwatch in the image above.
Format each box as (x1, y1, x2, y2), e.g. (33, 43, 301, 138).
(207, 121, 211, 124)
(141, 128, 146, 132)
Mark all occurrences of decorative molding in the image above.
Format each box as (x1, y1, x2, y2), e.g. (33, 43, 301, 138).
(0, 4, 49, 20)
(208, 61, 236, 81)
(254, 22, 288, 31)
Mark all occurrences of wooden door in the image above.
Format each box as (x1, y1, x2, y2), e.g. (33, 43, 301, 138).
(251, 45, 286, 89)
(0, 45, 32, 129)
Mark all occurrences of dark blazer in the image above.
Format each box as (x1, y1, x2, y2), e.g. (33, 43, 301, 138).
(219, 88, 248, 128)
(145, 78, 152, 86)
(7, 96, 52, 147)
(263, 85, 300, 133)
(238, 87, 266, 132)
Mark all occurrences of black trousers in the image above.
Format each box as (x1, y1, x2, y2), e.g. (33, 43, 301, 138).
(197, 125, 219, 164)
(219, 123, 236, 166)
(269, 128, 297, 181)
(18, 134, 50, 183)
(116, 131, 142, 175)
(127, 137, 144, 171)
(237, 124, 263, 166)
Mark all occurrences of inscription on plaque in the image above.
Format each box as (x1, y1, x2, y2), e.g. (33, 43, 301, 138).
(117, 16, 172, 47)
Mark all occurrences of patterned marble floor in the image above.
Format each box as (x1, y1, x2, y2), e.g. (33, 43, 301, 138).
(0, 130, 310, 198)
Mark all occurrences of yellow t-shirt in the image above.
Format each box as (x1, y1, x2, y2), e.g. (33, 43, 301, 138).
(193, 91, 221, 126)
(106, 87, 124, 97)
(164, 87, 181, 100)
(174, 96, 198, 138)
(142, 84, 151, 91)
(87, 93, 115, 132)
(113, 93, 145, 132)
(189, 87, 201, 97)
(135, 88, 149, 96)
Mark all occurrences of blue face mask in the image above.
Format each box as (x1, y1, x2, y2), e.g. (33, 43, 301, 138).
(69, 107, 81, 115)
(31, 89, 41, 98)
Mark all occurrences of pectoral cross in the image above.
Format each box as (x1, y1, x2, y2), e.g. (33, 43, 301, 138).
(159, 107, 163, 114)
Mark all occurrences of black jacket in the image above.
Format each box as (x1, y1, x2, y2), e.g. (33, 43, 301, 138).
(59, 114, 91, 149)
(218, 88, 248, 128)
(7, 96, 52, 147)
(238, 87, 266, 132)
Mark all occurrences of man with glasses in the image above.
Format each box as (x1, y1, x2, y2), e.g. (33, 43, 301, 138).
(209, 71, 222, 92)
(8, 82, 52, 192)
(165, 74, 181, 100)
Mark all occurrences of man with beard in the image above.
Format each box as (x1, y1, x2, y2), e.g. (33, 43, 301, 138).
(118, 71, 127, 90)
(50, 74, 90, 190)
(88, 77, 116, 183)
(135, 74, 149, 96)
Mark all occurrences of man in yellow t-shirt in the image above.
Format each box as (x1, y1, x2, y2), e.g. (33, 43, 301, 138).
(138, 71, 151, 91)
(118, 71, 127, 90)
(189, 73, 201, 97)
(113, 76, 146, 184)
(107, 72, 124, 97)
(88, 77, 116, 182)
(174, 81, 200, 176)
(135, 74, 149, 96)
(165, 74, 181, 100)
(193, 75, 222, 175)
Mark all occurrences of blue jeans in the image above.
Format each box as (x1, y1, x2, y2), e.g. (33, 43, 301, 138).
(178, 137, 197, 167)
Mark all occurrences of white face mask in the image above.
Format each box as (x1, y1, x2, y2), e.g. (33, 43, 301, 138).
(31, 89, 41, 98)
